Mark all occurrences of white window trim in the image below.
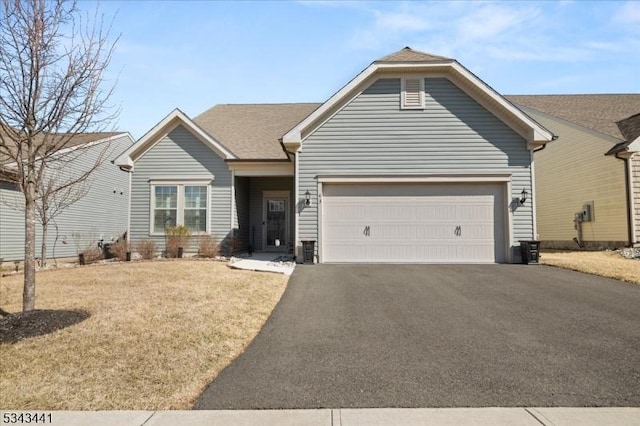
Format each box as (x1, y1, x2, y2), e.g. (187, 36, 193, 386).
(401, 77, 425, 109)
(149, 180, 212, 236)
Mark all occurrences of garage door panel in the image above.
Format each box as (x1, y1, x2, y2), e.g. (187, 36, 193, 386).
(322, 183, 506, 263)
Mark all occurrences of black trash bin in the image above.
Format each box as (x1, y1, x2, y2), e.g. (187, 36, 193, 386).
(519, 240, 540, 264)
(301, 240, 315, 264)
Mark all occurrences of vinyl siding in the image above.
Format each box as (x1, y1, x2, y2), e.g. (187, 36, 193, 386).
(248, 176, 294, 251)
(523, 107, 629, 247)
(632, 153, 640, 244)
(130, 125, 232, 252)
(298, 77, 532, 262)
(234, 176, 250, 251)
(0, 135, 132, 261)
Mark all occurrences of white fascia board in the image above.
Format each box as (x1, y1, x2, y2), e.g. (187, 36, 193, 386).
(114, 109, 237, 169)
(283, 61, 554, 147)
(228, 161, 294, 177)
(449, 62, 554, 143)
(282, 63, 380, 145)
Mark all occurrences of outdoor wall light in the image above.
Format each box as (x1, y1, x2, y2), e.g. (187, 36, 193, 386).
(520, 188, 528, 205)
(304, 190, 311, 206)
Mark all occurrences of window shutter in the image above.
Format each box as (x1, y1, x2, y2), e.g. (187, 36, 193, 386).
(402, 78, 424, 109)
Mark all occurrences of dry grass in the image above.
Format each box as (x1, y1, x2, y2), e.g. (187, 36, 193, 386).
(541, 250, 640, 284)
(0, 260, 288, 409)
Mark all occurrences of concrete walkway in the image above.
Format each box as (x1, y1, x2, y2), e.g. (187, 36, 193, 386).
(227, 252, 296, 275)
(5, 408, 639, 425)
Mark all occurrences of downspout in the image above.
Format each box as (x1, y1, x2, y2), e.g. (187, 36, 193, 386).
(530, 140, 553, 241)
(614, 151, 634, 246)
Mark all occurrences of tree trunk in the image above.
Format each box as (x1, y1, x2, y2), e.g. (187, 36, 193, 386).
(23, 190, 37, 311)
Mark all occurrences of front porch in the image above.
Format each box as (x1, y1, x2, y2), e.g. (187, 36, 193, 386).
(233, 175, 296, 254)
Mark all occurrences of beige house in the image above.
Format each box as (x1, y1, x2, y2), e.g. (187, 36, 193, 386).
(506, 95, 640, 249)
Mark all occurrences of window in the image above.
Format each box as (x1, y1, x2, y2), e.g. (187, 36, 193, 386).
(151, 182, 209, 234)
(153, 186, 177, 232)
(401, 77, 425, 109)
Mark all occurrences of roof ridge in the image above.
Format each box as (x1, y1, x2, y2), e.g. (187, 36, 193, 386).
(507, 93, 640, 97)
(375, 46, 452, 63)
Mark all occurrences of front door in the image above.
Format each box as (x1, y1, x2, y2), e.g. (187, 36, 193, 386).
(264, 196, 288, 251)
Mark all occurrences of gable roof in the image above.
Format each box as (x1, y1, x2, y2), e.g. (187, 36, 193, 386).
(1, 132, 131, 182)
(283, 47, 554, 148)
(375, 47, 452, 63)
(506, 94, 640, 141)
(617, 113, 640, 142)
(194, 103, 320, 160)
(114, 109, 236, 169)
(607, 113, 640, 155)
(0, 130, 122, 165)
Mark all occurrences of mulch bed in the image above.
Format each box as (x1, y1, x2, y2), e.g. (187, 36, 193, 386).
(0, 309, 90, 344)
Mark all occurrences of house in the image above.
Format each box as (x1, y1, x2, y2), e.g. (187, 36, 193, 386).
(0, 133, 134, 262)
(506, 95, 640, 249)
(115, 47, 555, 263)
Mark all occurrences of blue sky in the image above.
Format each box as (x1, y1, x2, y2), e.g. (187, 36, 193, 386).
(86, 1, 640, 138)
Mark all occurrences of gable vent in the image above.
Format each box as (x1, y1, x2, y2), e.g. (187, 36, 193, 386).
(402, 78, 424, 109)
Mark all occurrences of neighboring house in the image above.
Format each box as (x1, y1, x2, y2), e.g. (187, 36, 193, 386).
(115, 47, 555, 263)
(0, 133, 134, 261)
(506, 95, 640, 249)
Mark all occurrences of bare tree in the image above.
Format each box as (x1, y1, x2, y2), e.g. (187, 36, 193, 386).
(0, 0, 118, 311)
(35, 143, 106, 267)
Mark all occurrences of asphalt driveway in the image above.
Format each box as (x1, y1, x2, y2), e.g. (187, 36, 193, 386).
(194, 264, 640, 409)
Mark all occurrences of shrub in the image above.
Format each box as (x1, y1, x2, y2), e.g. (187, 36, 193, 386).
(166, 225, 191, 258)
(110, 240, 130, 261)
(81, 245, 103, 264)
(198, 236, 220, 258)
(137, 239, 157, 260)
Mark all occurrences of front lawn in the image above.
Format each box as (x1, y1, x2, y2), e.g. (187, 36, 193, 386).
(0, 260, 288, 409)
(541, 250, 640, 284)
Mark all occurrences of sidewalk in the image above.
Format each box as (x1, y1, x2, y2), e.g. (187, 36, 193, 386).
(3, 408, 639, 426)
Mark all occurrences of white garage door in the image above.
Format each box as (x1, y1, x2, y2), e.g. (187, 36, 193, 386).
(321, 183, 506, 263)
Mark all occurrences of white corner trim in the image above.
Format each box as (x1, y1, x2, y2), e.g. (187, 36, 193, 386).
(114, 109, 236, 168)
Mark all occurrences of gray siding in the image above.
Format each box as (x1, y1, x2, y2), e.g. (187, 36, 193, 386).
(234, 176, 250, 251)
(248, 176, 294, 251)
(130, 125, 233, 252)
(0, 181, 24, 261)
(298, 77, 532, 261)
(0, 135, 133, 262)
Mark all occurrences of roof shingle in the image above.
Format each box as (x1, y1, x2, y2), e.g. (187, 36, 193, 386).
(375, 46, 452, 63)
(193, 103, 321, 159)
(506, 94, 640, 141)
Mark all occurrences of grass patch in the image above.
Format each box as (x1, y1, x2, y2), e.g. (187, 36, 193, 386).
(541, 250, 640, 284)
(0, 260, 288, 409)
